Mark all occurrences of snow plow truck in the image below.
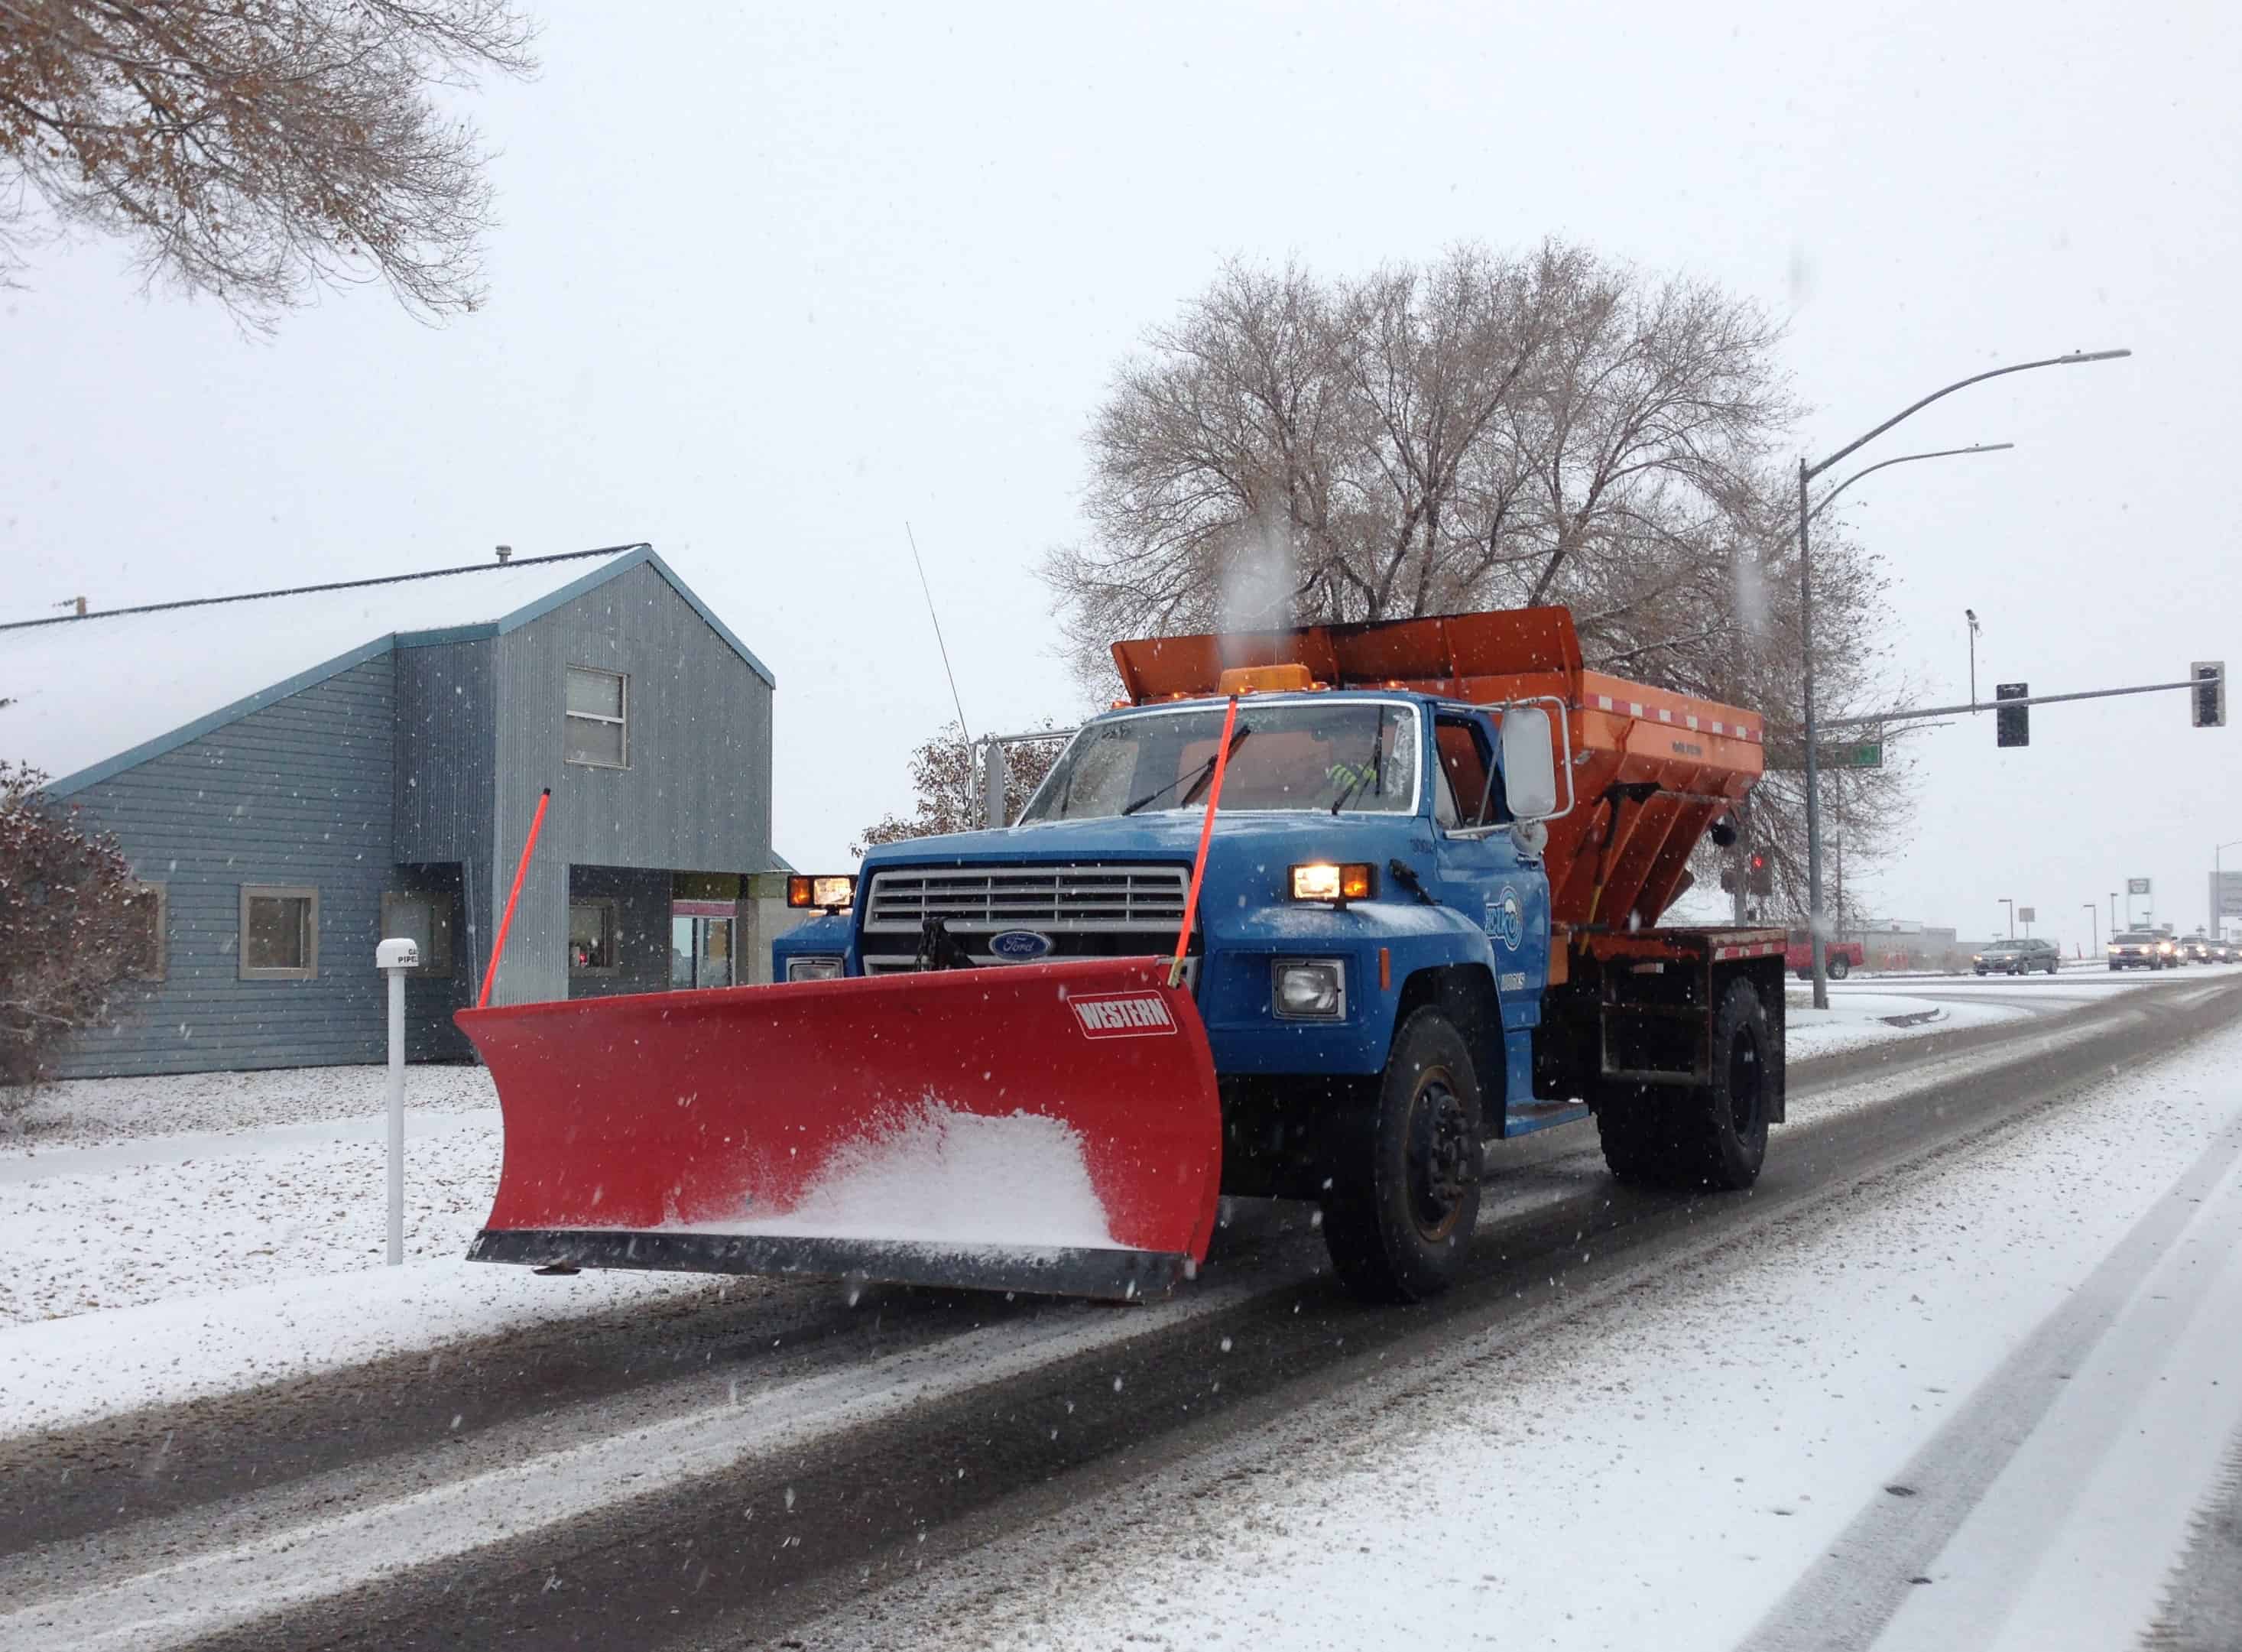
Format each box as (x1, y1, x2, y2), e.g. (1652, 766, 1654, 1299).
(459, 606, 1785, 1305)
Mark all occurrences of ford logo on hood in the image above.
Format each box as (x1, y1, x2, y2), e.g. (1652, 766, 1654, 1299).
(988, 930, 1056, 962)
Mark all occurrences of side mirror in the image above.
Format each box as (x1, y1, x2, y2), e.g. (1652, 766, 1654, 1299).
(1501, 706, 1559, 820)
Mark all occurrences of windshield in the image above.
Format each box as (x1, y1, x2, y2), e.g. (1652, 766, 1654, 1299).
(2114, 933, 2159, 944)
(1020, 701, 1419, 823)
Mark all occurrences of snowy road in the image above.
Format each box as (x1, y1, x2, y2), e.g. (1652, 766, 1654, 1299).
(2, 974, 2237, 1650)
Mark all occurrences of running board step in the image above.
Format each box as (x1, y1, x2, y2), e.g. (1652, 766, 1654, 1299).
(1501, 1101, 1592, 1138)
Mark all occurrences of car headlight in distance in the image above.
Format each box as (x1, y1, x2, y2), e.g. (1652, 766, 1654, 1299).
(1273, 958, 1346, 1020)
(786, 956, 844, 982)
(1290, 862, 1374, 902)
(787, 875, 855, 910)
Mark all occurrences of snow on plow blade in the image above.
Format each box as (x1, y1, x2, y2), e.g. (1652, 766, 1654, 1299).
(456, 957, 1223, 1301)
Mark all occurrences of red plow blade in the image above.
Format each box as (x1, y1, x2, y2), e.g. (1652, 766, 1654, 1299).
(456, 957, 1223, 1300)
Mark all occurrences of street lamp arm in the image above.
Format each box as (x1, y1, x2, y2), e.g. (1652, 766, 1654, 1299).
(1806, 443, 2016, 525)
(1804, 351, 2129, 481)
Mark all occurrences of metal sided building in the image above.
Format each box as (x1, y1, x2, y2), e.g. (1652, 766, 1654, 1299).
(0, 545, 787, 1077)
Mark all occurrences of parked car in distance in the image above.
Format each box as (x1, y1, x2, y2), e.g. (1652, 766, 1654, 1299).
(1974, 937, 2061, 975)
(1785, 933, 1864, 980)
(2107, 931, 2178, 970)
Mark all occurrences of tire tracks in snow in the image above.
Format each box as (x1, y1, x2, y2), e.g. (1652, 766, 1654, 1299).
(1734, 1106, 2242, 1652)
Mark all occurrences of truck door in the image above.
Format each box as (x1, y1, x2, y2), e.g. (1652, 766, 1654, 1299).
(1429, 710, 1549, 1032)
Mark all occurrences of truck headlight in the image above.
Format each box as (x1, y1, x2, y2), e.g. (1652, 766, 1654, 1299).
(1273, 958, 1346, 1020)
(1290, 863, 1374, 903)
(786, 956, 844, 982)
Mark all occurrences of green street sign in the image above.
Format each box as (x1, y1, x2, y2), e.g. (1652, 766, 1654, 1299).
(1762, 740, 1883, 772)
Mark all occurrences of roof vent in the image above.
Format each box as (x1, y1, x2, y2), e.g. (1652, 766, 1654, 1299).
(495, 545, 513, 564)
(55, 596, 86, 617)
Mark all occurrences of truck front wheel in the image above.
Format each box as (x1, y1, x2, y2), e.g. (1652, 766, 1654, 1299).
(1594, 977, 1770, 1193)
(1321, 1009, 1484, 1303)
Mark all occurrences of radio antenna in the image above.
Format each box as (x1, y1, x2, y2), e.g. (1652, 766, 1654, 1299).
(904, 522, 975, 806)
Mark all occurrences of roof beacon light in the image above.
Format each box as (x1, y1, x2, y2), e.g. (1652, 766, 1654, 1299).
(1216, 663, 1316, 697)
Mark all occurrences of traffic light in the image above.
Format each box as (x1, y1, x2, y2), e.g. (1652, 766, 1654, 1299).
(2192, 661, 2226, 729)
(1720, 851, 1773, 894)
(1996, 682, 2029, 747)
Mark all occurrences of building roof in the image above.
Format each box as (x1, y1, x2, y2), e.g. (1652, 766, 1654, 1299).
(0, 544, 774, 797)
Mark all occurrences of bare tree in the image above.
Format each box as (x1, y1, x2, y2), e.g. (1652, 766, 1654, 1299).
(0, 0, 536, 329)
(852, 722, 1066, 858)
(0, 762, 146, 1102)
(1049, 242, 1907, 914)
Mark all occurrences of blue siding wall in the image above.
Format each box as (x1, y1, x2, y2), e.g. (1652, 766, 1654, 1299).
(58, 655, 401, 1076)
(394, 639, 498, 1037)
(485, 563, 776, 1005)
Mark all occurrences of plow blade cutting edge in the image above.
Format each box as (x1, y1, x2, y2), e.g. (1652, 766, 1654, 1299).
(456, 957, 1223, 1301)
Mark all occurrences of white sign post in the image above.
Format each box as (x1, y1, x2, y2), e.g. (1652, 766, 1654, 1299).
(375, 937, 420, 1265)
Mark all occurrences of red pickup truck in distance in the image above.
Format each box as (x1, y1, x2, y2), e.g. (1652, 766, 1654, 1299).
(1785, 932, 1864, 980)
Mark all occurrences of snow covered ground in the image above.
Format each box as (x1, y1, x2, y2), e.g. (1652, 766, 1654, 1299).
(1, 1061, 496, 1150)
(823, 1015, 2242, 1652)
(1782, 989, 2028, 1058)
(0, 1065, 735, 1437)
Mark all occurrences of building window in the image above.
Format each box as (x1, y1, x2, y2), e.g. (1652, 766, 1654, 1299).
(570, 898, 621, 973)
(565, 667, 628, 768)
(381, 892, 456, 977)
(122, 884, 167, 982)
(240, 885, 319, 980)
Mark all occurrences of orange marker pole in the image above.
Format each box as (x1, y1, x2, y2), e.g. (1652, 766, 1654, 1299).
(1170, 697, 1239, 988)
(479, 787, 552, 1010)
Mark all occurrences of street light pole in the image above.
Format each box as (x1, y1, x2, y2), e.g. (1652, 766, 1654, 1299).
(2084, 902, 2098, 957)
(2000, 897, 2014, 939)
(1798, 350, 2130, 1011)
(2111, 891, 2119, 936)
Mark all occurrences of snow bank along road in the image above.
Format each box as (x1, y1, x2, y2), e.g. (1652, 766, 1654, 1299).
(1, 975, 2236, 1650)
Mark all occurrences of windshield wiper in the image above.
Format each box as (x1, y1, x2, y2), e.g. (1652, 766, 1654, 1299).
(1121, 725, 1251, 816)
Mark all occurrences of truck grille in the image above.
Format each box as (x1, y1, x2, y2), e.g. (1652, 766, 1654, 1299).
(863, 865, 1189, 933)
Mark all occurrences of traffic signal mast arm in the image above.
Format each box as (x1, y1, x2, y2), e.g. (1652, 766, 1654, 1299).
(1819, 669, 2224, 732)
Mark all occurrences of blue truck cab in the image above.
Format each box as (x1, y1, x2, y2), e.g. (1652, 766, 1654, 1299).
(775, 690, 1556, 1100)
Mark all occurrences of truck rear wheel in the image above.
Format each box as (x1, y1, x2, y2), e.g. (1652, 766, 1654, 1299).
(1827, 954, 1851, 980)
(1321, 1009, 1484, 1303)
(1594, 1082, 1665, 1186)
(1594, 977, 1770, 1192)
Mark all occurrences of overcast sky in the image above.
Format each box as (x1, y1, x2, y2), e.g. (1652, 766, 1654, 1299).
(4, 0, 2237, 947)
